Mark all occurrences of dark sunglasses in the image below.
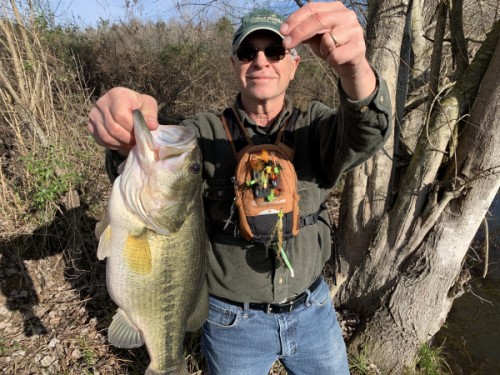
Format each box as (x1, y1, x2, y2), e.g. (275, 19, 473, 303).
(235, 44, 287, 62)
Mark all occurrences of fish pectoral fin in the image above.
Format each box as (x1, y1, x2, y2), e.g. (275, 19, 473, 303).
(108, 308, 144, 348)
(186, 279, 208, 332)
(96, 222, 112, 260)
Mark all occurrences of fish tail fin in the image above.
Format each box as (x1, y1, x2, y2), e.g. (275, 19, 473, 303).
(96, 217, 112, 260)
(108, 308, 144, 348)
(186, 279, 208, 332)
(145, 359, 190, 375)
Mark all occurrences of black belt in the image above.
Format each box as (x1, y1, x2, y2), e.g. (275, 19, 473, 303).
(213, 276, 322, 314)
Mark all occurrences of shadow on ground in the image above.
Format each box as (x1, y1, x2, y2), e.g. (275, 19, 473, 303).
(0, 204, 155, 374)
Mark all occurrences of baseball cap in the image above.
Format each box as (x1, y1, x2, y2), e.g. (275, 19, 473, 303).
(232, 9, 285, 51)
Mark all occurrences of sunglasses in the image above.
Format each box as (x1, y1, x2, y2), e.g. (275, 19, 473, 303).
(235, 44, 287, 62)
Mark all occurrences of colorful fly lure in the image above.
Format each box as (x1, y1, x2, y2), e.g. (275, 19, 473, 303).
(272, 209, 295, 277)
(246, 150, 282, 202)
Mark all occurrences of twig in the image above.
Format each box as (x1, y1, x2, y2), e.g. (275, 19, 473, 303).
(469, 287, 493, 306)
(482, 217, 489, 278)
(41, 297, 92, 306)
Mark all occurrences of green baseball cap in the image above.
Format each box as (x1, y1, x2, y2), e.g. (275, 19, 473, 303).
(232, 9, 285, 51)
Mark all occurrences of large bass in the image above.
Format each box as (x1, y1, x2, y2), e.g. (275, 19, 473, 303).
(96, 110, 207, 375)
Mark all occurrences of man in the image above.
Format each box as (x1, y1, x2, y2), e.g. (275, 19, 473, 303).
(88, 3, 391, 374)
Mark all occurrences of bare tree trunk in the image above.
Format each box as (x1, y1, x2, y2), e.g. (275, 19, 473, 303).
(336, 0, 500, 367)
(337, 0, 407, 279)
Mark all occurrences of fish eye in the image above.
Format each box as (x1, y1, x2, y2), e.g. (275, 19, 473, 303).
(190, 162, 201, 174)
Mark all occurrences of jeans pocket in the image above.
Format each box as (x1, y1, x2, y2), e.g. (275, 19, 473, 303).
(308, 279, 330, 308)
(206, 301, 241, 328)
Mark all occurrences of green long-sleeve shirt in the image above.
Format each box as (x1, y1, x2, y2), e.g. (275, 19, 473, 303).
(106, 72, 391, 303)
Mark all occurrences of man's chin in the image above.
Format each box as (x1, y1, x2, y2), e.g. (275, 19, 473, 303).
(245, 90, 280, 102)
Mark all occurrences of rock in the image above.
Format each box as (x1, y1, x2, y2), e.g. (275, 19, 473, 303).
(48, 337, 59, 349)
(71, 348, 81, 359)
(40, 355, 55, 367)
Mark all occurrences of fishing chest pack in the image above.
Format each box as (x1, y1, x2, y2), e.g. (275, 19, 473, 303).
(220, 107, 303, 245)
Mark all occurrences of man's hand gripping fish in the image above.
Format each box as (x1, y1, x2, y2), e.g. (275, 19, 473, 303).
(96, 110, 207, 375)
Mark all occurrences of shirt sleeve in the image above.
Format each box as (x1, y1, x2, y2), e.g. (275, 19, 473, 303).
(318, 69, 392, 186)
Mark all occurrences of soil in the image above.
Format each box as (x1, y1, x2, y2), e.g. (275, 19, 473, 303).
(0, 202, 142, 374)
(0, 190, 356, 374)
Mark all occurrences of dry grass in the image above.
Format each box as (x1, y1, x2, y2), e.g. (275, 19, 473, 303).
(0, 2, 112, 373)
(0, 1, 102, 233)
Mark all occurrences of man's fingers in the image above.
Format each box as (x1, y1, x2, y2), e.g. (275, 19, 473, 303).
(88, 87, 160, 151)
(282, 2, 342, 29)
(88, 105, 133, 149)
(137, 94, 159, 130)
(319, 24, 363, 59)
(281, 2, 351, 48)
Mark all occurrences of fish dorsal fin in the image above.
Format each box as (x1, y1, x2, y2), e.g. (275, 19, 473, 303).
(108, 308, 144, 348)
(123, 233, 152, 274)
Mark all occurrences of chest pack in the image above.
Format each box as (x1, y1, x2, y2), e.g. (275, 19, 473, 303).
(221, 108, 300, 246)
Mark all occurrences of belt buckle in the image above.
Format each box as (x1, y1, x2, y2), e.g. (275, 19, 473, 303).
(265, 303, 273, 314)
(265, 301, 293, 314)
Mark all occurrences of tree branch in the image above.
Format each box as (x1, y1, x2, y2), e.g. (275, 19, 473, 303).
(428, 0, 447, 98)
(390, 18, 500, 250)
(449, 0, 469, 77)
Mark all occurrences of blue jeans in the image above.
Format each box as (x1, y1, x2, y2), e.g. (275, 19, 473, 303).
(201, 277, 350, 375)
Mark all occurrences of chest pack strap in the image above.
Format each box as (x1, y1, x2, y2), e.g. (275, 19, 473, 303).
(299, 203, 328, 228)
(220, 107, 299, 158)
(217, 203, 328, 235)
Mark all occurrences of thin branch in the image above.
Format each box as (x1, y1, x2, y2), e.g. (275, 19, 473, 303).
(404, 82, 455, 111)
(482, 217, 489, 278)
(405, 186, 464, 254)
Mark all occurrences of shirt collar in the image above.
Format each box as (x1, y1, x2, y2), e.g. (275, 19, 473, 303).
(232, 94, 294, 135)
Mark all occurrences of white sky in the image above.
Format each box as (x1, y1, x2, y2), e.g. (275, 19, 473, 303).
(47, 0, 178, 26)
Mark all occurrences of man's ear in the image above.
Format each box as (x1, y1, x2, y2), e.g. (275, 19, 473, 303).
(290, 55, 301, 80)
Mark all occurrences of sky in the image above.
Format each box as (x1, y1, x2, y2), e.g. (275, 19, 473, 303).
(45, 1, 300, 28)
(47, 0, 179, 27)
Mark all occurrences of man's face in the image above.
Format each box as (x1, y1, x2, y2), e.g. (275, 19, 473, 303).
(232, 31, 300, 106)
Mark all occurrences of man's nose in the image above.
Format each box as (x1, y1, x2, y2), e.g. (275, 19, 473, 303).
(253, 50, 270, 66)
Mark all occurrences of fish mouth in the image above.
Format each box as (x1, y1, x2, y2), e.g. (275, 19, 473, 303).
(132, 110, 196, 160)
(155, 126, 197, 159)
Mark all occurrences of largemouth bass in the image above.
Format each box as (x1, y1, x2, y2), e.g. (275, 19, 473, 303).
(96, 110, 207, 375)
